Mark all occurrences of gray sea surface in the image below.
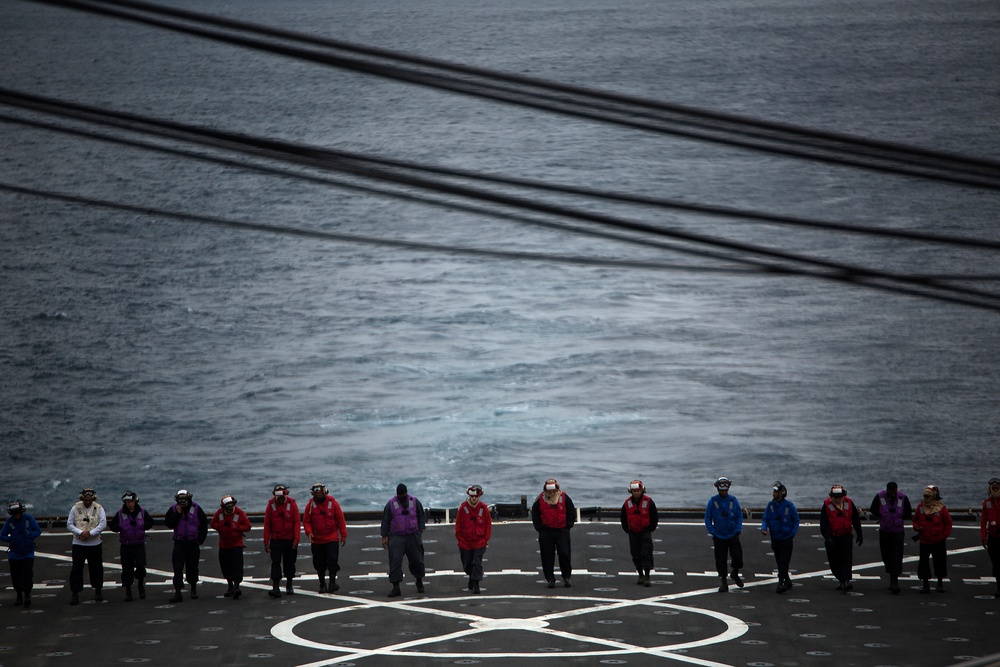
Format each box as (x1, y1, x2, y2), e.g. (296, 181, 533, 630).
(2, 0, 999, 516)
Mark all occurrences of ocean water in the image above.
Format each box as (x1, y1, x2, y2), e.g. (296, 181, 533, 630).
(2, 0, 1000, 517)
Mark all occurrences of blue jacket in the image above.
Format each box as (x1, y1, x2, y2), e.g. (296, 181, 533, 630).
(761, 498, 799, 541)
(1, 513, 43, 560)
(705, 494, 742, 540)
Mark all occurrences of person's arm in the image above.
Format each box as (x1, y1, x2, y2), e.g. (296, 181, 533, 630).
(335, 501, 347, 546)
(647, 498, 658, 532)
(563, 494, 576, 529)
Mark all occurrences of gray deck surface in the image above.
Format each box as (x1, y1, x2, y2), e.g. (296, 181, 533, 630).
(2, 518, 998, 666)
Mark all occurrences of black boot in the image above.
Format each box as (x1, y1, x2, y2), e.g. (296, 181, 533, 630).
(94, 589, 104, 602)
(718, 577, 728, 593)
(125, 586, 133, 602)
(286, 579, 294, 596)
(731, 569, 744, 588)
(22, 592, 30, 609)
(318, 574, 327, 594)
(232, 585, 242, 600)
(920, 579, 930, 594)
(643, 570, 651, 587)
(416, 578, 425, 593)
(268, 581, 281, 598)
(472, 580, 481, 594)
(936, 578, 946, 592)
(190, 584, 198, 600)
(469, 577, 475, 591)
(15, 592, 23, 606)
(70, 591, 80, 605)
(330, 575, 339, 593)
(224, 581, 234, 597)
(170, 588, 183, 603)
(388, 583, 401, 598)
(137, 580, 146, 600)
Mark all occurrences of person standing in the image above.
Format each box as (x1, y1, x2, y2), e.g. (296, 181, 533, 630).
(760, 481, 799, 594)
(531, 478, 576, 589)
(210, 495, 251, 600)
(705, 477, 743, 593)
(164, 489, 208, 603)
(913, 484, 952, 594)
(67, 487, 107, 605)
(455, 484, 492, 594)
(108, 490, 154, 601)
(869, 481, 912, 595)
(820, 484, 863, 592)
(381, 483, 426, 598)
(264, 484, 301, 598)
(981, 477, 1000, 598)
(303, 483, 347, 594)
(1, 501, 42, 608)
(620, 479, 658, 587)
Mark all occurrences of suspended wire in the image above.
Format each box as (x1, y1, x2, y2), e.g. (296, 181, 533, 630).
(5, 181, 1000, 314)
(21, 0, 1000, 191)
(7, 87, 1000, 301)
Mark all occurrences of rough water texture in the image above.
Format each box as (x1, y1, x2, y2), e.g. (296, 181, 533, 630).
(2, 0, 999, 515)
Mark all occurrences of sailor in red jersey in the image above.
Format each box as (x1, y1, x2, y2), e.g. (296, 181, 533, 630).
(455, 484, 492, 594)
(531, 478, 576, 589)
(263, 484, 300, 598)
(620, 480, 658, 587)
(819, 484, 862, 592)
(210, 495, 251, 600)
(913, 484, 952, 594)
(982, 477, 1000, 598)
(303, 483, 347, 594)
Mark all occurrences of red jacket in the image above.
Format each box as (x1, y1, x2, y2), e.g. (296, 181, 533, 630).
(264, 497, 300, 545)
(303, 495, 347, 545)
(983, 496, 1000, 543)
(913, 503, 952, 545)
(210, 507, 251, 549)
(455, 500, 492, 550)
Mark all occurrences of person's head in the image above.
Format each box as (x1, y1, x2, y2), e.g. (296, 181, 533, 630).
(772, 481, 787, 500)
(80, 488, 97, 507)
(466, 484, 483, 505)
(629, 480, 645, 499)
(829, 484, 846, 500)
(543, 478, 560, 498)
(220, 495, 236, 514)
(273, 484, 289, 504)
(175, 489, 193, 509)
(311, 483, 328, 501)
(886, 481, 898, 498)
(121, 490, 139, 509)
(923, 484, 941, 501)
(714, 477, 731, 496)
(989, 478, 1000, 495)
(7, 501, 25, 518)
(396, 483, 408, 501)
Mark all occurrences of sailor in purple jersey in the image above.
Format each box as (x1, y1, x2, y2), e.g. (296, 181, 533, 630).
(869, 482, 912, 595)
(381, 483, 426, 598)
(164, 489, 208, 603)
(108, 490, 154, 601)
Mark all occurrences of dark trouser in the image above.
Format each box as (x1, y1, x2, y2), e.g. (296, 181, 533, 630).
(628, 531, 654, 574)
(460, 547, 487, 582)
(771, 537, 794, 583)
(70, 543, 104, 592)
(712, 535, 744, 578)
(825, 533, 854, 583)
(9, 558, 34, 594)
(988, 535, 1000, 580)
(310, 541, 341, 579)
(219, 546, 244, 585)
(387, 533, 425, 584)
(917, 540, 947, 580)
(269, 539, 297, 583)
(878, 530, 905, 579)
(120, 543, 147, 588)
(171, 539, 200, 589)
(538, 527, 572, 582)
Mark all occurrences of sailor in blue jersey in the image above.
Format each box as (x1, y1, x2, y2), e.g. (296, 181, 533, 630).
(705, 476, 744, 592)
(108, 490, 154, 601)
(380, 483, 426, 598)
(869, 481, 912, 595)
(760, 481, 799, 594)
(1, 501, 42, 608)
(164, 489, 208, 603)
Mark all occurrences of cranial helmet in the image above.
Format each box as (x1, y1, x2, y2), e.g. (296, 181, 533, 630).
(629, 480, 644, 493)
(7, 501, 25, 514)
(311, 483, 327, 496)
(830, 484, 846, 497)
(175, 489, 193, 504)
(714, 477, 731, 490)
(79, 488, 97, 500)
(544, 478, 559, 492)
(220, 495, 236, 508)
(467, 484, 484, 497)
(924, 484, 941, 500)
(121, 490, 139, 502)
(273, 484, 289, 497)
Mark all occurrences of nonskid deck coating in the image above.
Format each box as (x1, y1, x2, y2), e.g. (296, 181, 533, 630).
(2, 520, 998, 666)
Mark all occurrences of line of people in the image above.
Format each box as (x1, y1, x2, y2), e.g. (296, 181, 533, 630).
(2, 476, 999, 606)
